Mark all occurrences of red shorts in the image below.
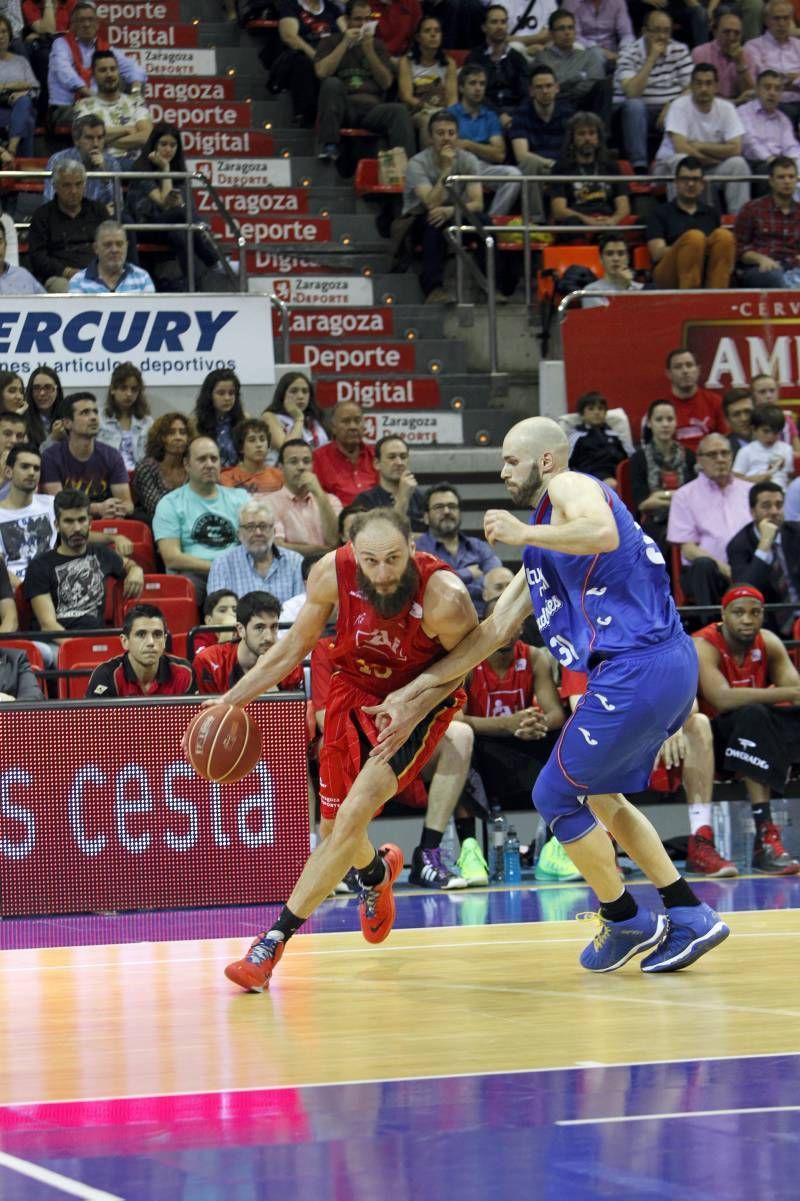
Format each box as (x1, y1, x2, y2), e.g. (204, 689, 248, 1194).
(318, 673, 466, 821)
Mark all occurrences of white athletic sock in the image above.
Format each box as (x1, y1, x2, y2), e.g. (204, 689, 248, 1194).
(688, 803, 712, 835)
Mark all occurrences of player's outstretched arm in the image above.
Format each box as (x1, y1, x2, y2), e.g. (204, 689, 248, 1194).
(214, 554, 337, 709)
(484, 473, 619, 555)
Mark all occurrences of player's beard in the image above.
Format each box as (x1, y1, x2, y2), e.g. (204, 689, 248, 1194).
(509, 463, 542, 509)
(357, 560, 419, 618)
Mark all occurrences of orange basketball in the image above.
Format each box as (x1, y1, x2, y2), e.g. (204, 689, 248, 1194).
(183, 704, 262, 783)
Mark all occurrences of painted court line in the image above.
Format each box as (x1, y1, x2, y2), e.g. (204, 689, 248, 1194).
(557, 1104, 800, 1126)
(0, 1151, 123, 1199)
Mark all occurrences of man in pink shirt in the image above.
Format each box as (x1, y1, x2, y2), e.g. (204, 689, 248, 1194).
(691, 11, 754, 100)
(667, 432, 753, 608)
(739, 69, 800, 186)
(312, 401, 379, 506)
(271, 438, 342, 556)
(744, 0, 800, 120)
(562, 0, 634, 66)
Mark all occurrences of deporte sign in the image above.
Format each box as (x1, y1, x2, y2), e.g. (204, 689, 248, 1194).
(0, 295, 273, 385)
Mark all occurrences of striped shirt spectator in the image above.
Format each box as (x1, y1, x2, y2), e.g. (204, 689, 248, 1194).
(68, 259, 155, 293)
(613, 35, 693, 105)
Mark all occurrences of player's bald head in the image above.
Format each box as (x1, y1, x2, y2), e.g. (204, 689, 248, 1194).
(505, 417, 569, 465)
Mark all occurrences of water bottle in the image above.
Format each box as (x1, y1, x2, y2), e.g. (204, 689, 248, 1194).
(440, 817, 457, 867)
(711, 801, 732, 861)
(489, 806, 507, 882)
(504, 827, 522, 885)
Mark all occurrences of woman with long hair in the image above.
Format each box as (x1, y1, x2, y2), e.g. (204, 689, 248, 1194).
(131, 411, 190, 519)
(191, 368, 246, 469)
(263, 372, 328, 453)
(630, 399, 696, 554)
(0, 15, 38, 161)
(98, 362, 153, 470)
(0, 370, 26, 415)
(24, 365, 64, 446)
(397, 16, 457, 147)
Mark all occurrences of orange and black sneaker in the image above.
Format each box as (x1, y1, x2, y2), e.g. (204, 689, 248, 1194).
(224, 934, 285, 992)
(359, 843, 404, 944)
(686, 827, 738, 878)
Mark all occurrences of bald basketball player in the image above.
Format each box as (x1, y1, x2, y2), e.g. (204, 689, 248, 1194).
(216, 507, 478, 992)
(369, 417, 730, 974)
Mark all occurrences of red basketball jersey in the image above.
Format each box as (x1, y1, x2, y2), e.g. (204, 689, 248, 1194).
(693, 622, 769, 717)
(329, 544, 455, 698)
(466, 641, 536, 717)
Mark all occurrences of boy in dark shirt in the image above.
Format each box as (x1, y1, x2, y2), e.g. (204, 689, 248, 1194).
(568, 392, 629, 487)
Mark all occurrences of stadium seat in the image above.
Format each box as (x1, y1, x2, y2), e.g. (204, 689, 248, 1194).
(91, 519, 157, 573)
(119, 594, 200, 636)
(14, 583, 32, 632)
(537, 244, 603, 302)
(6, 156, 48, 195)
(615, 457, 634, 512)
(113, 573, 196, 624)
(170, 632, 189, 660)
(57, 636, 124, 699)
(1, 639, 45, 672)
(669, 543, 688, 607)
(354, 158, 404, 197)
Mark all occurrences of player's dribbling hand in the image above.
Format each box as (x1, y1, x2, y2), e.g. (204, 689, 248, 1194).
(484, 509, 530, 546)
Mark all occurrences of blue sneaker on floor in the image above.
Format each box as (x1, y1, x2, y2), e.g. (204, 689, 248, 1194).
(640, 902, 730, 973)
(579, 907, 666, 972)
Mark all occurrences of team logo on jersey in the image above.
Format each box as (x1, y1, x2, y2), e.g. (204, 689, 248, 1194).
(578, 726, 598, 746)
(355, 628, 407, 659)
(410, 602, 423, 618)
(594, 693, 616, 712)
(597, 616, 613, 627)
(752, 649, 762, 661)
(586, 586, 607, 597)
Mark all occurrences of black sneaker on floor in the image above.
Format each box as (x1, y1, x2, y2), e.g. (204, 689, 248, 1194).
(408, 846, 467, 890)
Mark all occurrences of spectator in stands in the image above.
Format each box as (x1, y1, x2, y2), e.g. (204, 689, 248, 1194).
(667, 431, 752, 607)
(356, 435, 427, 529)
(337, 499, 370, 543)
(278, 550, 321, 627)
(482, 564, 514, 604)
(630, 399, 696, 554)
(421, 0, 485, 52)
(130, 411, 189, 521)
(628, 0, 708, 48)
(724, 386, 754, 454)
(694, 585, 800, 874)
(691, 11, 754, 101)
(734, 154, 800, 287)
(273, 0, 342, 128)
(67, 217, 155, 294)
(44, 113, 116, 208)
(751, 371, 800, 450)
(563, 0, 634, 68)
(96, 361, 151, 471)
(314, 0, 416, 163)
(0, 409, 26, 497)
(727, 481, 800, 631)
(74, 48, 152, 169)
(656, 63, 751, 213)
(582, 234, 643, 307)
(194, 589, 304, 694)
(207, 497, 305, 603)
(733, 403, 794, 488)
(125, 123, 221, 290)
(271, 438, 342, 555)
(0, 14, 38, 159)
(193, 588, 238, 653)
(416, 481, 502, 613)
(0, 219, 43, 294)
(645, 154, 736, 288)
(466, 4, 531, 130)
(743, 0, 800, 122)
(510, 64, 572, 220)
(47, 0, 146, 126)
(549, 110, 630, 226)
(740, 70, 800, 197)
(0, 442, 55, 583)
(0, 643, 42, 700)
(25, 488, 143, 637)
(567, 391, 629, 486)
(534, 11, 611, 126)
(312, 400, 379, 505)
(401, 107, 488, 303)
(613, 11, 693, 171)
(398, 15, 457, 148)
(448, 64, 522, 217)
(28, 158, 106, 291)
(662, 346, 727, 452)
(0, 370, 25, 419)
(41, 392, 133, 519)
(152, 436, 248, 604)
(220, 418, 283, 493)
(263, 372, 329, 454)
(191, 368, 246, 471)
(86, 603, 196, 697)
(375, 0, 421, 56)
(24, 367, 63, 447)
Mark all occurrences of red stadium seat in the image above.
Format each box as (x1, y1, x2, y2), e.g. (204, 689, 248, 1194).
(119, 594, 199, 636)
(1, 639, 45, 672)
(669, 543, 688, 607)
(615, 457, 634, 512)
(91, 519, 157, 573)
(170, 632, 188, 660)
(113, 574, 196, 624)
(354, 158, 403, 196)
(57, 635, 124, 699)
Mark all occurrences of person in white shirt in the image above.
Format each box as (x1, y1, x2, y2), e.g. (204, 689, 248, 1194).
(656, 61, 751, 212)
(0, 443, 56, 584)
(733, 404, 795, 491)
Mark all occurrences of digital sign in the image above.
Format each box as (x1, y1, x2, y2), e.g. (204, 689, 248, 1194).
(0, 698, 309, 916)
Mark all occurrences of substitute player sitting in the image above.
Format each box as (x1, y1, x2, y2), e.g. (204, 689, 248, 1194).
(369, 417, 730, 974)
(217, 508, 478, 992)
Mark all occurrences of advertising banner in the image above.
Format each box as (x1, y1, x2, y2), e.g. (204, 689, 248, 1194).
(107, 21, 198, 48)
(316, 378, 441, 408)
(148, 99, 252, 129)
(260, 276, 375, 305)
(363, 411, 463, 445)
(187, 158, 292, 189)
(146, 76, 236, 101)
(96, 0, 180, 20)
(181, 130, 274, 157)
(272, 306, 393, 338)
(206, 214, 331, 243)
(0, 698, 309, 916)
(196, 188, 309, 217)
(244, 252, 353, 276)
(0, 295, 273, 386)
(290, 342, 416, 373)
(129, 48, 217, 75)
(561, 290, 800, 431)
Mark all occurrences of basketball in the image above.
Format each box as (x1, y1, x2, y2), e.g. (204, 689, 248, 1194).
(183, 704, 262, 783)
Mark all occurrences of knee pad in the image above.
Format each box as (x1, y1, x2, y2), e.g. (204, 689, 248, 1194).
(532, 775, 598, 844)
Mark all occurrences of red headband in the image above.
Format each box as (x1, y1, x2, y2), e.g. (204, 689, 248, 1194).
(721, 585, 765, 608)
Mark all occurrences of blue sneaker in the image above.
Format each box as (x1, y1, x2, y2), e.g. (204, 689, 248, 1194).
(579, 907, 666, 972)
(640, 902, 730, 973)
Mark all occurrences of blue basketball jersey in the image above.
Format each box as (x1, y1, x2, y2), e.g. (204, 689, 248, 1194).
(522, 476, 685, 673)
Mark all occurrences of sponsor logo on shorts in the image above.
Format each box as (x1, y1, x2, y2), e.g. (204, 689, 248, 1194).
(724, 747, 770, 771)
(737, 737, 756, 749)
(595, 693, 616, 712)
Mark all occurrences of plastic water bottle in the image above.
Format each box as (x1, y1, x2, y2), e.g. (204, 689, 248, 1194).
(440, 817, 457, 867)
(504, 827, 522, 884)
(489, 806, 507, 882)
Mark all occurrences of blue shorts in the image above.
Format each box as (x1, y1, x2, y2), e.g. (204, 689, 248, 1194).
(532, 635, 698, 842)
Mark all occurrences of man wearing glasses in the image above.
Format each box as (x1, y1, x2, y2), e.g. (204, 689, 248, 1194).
(415, 482, 502, 615)
(207, 499, 304, 605)
(667, 432, 752, 607)
(645, 154, 735, 288)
